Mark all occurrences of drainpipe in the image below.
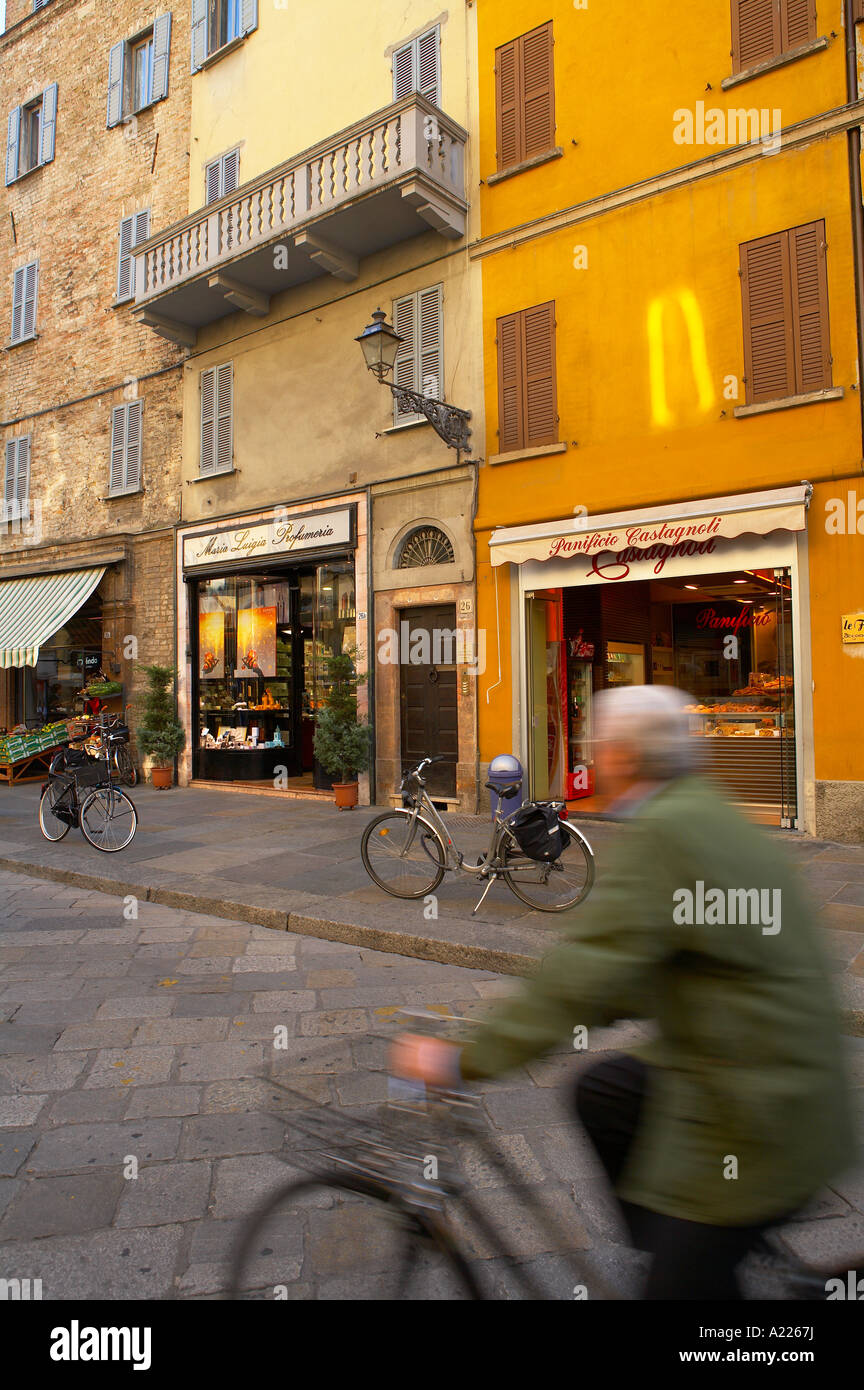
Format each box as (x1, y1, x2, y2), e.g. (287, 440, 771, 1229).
(846, 5, 864, 462)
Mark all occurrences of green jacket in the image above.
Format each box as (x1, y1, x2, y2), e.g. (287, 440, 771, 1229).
(461, 778, 856, 1226)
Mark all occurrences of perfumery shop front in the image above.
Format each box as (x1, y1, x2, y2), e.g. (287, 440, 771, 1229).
(491, 486, 812, 830)
(177, 498, 367, 789)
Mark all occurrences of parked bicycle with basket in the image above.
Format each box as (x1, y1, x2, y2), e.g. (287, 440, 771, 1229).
(360, 756, 594, 914)
(38, 714, 138, 852)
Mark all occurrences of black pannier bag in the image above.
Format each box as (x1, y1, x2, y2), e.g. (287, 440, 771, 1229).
(509, 804, 565, 862)
(53, 746, 106, 788)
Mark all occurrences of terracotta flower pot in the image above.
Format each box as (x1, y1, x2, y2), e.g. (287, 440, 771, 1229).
(332, 781, 358, 810)
(151, 765, 173, 790)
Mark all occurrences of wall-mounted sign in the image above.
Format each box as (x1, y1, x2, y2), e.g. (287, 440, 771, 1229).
(183, 506, 355, 571)
(842, 612, 864, 644)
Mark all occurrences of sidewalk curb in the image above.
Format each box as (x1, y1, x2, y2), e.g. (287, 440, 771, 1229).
(2, 852, 861, 1035)
(0, 854, 537, 977)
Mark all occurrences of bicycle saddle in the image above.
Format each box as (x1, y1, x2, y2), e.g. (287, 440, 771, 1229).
(486, 781, 520, 799)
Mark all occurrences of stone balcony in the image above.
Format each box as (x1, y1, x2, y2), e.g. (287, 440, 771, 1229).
(132, 95, 468, 345)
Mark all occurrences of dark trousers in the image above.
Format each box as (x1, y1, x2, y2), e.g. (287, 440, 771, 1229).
(574, 1053, 774, 1300)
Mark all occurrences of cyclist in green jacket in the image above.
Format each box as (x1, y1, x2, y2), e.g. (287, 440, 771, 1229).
(394, 686, 856, 1299)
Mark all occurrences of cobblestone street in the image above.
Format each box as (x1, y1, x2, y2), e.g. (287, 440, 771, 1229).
(1, 869, 863, 1300)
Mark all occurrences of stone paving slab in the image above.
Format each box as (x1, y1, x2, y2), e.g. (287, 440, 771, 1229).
(1, 869, 863, 1301)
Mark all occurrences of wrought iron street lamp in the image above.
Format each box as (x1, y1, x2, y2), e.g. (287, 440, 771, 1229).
(355, 308, 472, 453)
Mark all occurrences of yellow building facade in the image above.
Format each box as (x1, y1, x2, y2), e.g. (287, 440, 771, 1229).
(475, 0, 864, 840)
(132, 1, 484, 807)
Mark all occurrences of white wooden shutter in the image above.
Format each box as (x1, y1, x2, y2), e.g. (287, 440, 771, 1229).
(418, 285, 443, 399)
(124, 400, 143, 491)
(200, 368, 216, 475)
(191, 0, 208, 71)
(240, 0, 259, 37)
(107, 41, 125, 127)
(221, 149, 239, 196)
(39, 83, 57, 165)
(393, 41, 415, 100)
(151, 14, 172, 103)
(393, 292, 418, 420)
(16, 437, 30, 516)
(11, 267, 25, 343)
(4, 441, 16, 510)
(216, 363, 233, 472)
(6, 107, 21, 186)
(110, 405, 127, 494)
(417, 29, 440, 105)
(205, 158, 222, 205)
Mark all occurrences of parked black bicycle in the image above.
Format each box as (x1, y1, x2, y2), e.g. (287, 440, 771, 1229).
(38, 715, 138, 852)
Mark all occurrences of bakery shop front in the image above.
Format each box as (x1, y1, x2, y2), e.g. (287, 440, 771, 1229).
(177, 498, 367, 789)
(491, 485, 811, 829)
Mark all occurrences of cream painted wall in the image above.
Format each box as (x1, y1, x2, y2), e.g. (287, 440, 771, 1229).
(189, 3, 476, 212)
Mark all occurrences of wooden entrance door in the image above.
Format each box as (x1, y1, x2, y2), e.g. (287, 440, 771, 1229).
(399, 605, 458, 798)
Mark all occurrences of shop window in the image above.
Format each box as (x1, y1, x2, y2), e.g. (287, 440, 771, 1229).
(496, 302, 558, 452)
(495, 22, 555, 173)
(107, 16, 171, 128)
(393, 27, 440, 106)
(397, 525, 454, 568)
(5, 85, 57, 185)
(731, 0, 816, 74)
(739, 220, 832, 405)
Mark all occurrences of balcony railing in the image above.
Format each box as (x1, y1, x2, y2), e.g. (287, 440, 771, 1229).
(133, 95, 467, 343)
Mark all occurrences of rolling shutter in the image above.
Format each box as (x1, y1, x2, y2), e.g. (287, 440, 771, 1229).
(190, 0, 208, 71)
(522, 301, 558, 445)
(731, 0, 780, 72)
(496, 311, 523, 453)
(781, 0, 816, 51)
(39, 83, 57, 165)
(107, 41, 125, 126)
(740, 232, 795, 404)
(495, 39, 520, 171)
(6, 107, 21, 186)
(789, 220, 831, 394)
(151, 13, 173, 104)
(521, 23, 554, 161)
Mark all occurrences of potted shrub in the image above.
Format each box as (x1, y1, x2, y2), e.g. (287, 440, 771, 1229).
(136, 664, 185, 789)
(312, 650, 371, 809)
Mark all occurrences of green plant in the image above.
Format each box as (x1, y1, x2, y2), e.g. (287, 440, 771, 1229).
(136, 664, 185, 767)
(312, 649, 371, 782)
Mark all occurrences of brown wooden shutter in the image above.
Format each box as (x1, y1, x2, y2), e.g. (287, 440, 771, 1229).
(789, 220, 831, 394)
(521, 23, 554, 161)
(497, 311, 523, 451)
(495, 39, 520, 171)
(740, 232, 796, 404)
(781, 0, 816, 52)
(522, 301, 558, 446)
(853, 0, 864, 23)
(732, 0, 780, 73)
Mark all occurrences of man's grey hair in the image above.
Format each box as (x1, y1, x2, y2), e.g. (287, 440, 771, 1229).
(593, 685, 696, 781)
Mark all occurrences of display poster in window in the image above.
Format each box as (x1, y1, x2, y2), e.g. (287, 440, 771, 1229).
(199, 612, 225, 679)
(235, 606, 277, 679)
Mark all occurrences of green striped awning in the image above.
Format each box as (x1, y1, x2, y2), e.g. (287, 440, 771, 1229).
(0, 567, 106, 668)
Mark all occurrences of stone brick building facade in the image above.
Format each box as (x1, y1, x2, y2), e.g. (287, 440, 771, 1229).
(0, 0, 190, 733)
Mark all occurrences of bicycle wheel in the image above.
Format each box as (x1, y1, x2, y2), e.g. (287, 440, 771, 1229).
(79, 786, 138, 852)
(112, 744, 138, 787)
(228, 1174, 482, 1300)
(38, 781, 73, 842)
(503, 820, 595, 911)
(360, 811, 446, 899)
